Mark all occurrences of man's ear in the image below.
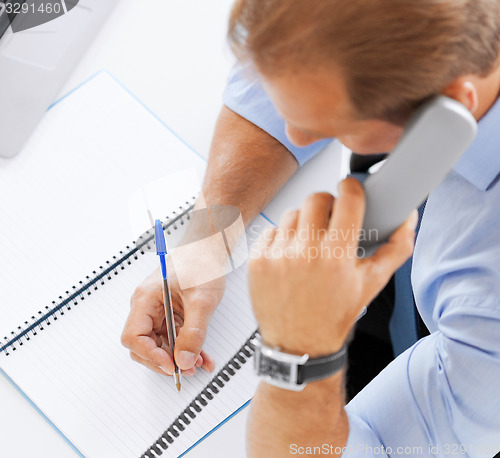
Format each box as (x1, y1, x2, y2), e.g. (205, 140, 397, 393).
(442, 78, 479, 114)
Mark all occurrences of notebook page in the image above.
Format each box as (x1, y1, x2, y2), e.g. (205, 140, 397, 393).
(0, 214, 268, 457)
(163, 363, 259, 457)
(0, 71, 206, 341)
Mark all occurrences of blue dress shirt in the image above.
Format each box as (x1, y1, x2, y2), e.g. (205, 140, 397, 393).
(224, 65, 500, 456)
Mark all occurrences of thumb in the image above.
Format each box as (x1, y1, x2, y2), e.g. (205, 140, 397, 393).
(174, 305, 212, 370)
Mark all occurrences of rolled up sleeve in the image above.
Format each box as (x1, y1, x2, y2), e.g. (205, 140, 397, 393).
(223, 64, 331, 166)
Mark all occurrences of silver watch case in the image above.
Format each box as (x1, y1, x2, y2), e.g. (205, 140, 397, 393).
(253, 335, 310, 391)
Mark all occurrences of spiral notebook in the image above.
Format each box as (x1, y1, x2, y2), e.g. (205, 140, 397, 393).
(0, 71, 268, 457)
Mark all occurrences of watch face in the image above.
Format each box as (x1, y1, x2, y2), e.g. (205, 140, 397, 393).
(259, 355, 292, 382)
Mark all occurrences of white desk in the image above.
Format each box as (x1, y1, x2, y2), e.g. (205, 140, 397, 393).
(0, 1, 346, 456)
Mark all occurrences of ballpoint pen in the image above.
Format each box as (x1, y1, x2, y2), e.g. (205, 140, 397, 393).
(154, 219, 182, 392)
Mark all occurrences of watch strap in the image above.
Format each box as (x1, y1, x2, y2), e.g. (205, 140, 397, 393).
(297, 346, 348, 384)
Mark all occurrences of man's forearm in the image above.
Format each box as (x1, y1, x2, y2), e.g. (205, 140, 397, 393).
(201, 105, 298, 226)
(247, 373, 349, 457)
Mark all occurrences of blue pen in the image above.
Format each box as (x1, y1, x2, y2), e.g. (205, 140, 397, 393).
(154, 219, 181, 392)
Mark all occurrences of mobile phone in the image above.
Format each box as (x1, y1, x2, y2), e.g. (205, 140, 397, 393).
(357, 96, 478, 257)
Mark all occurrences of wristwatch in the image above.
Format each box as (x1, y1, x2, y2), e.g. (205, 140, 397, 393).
(253, 334, 348, 391)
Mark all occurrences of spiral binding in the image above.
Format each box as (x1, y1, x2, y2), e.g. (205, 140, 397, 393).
(0, 200, 196, 356)
(141, 330, 258, 458)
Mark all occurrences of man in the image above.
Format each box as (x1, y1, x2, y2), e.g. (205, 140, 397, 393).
(121, 0, 500, 455)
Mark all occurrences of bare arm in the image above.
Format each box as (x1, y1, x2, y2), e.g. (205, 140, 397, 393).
(248, 375, 348, 457)
(202, 105, 298, 225)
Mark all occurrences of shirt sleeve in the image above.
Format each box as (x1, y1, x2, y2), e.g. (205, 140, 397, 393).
(223, 64, 332, 166)
(343, 295, 500, 458)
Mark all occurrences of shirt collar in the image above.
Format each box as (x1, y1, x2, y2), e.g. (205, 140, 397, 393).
(454, 96, 500, 191)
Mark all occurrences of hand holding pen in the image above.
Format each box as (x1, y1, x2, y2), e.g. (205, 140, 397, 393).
(121, 221, 218, 382)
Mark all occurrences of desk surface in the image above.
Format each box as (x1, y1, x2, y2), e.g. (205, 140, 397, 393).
(0, 1, 345, 456)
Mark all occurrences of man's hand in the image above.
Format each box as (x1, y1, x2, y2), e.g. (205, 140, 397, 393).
(248, 178, 418, 357)
(120, 105, 299, 377)
(121, 265, 224, 376)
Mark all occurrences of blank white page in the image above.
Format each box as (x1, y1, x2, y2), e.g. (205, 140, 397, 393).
(0, 71, 206, 341)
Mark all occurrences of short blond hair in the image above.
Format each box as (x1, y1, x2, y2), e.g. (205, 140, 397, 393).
(229, 0, 500, 123)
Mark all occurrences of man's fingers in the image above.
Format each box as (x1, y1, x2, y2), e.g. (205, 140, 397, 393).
(129, 276, 165, 331)
(360, 210, 418, 295)
(175, 328, 206, 370)
(127, 334, 174, 372)
(199, 350, 216, 372)
(279, 209, 299, 231)
(297, 193, 334, 237)
(123, 298, 160, 339)
(275, 209, 299, 246)
(130, 351, 171, 375)
(129, 351, 199, 376)
(251, 226, 277, 257)
(174, 303, 214, 370)
(124, 267, 219, 377)
(121, 298, 174, 367)
(328, 178, 365, 247)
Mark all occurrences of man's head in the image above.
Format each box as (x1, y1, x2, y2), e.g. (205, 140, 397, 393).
(228, 0, 500, 152)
